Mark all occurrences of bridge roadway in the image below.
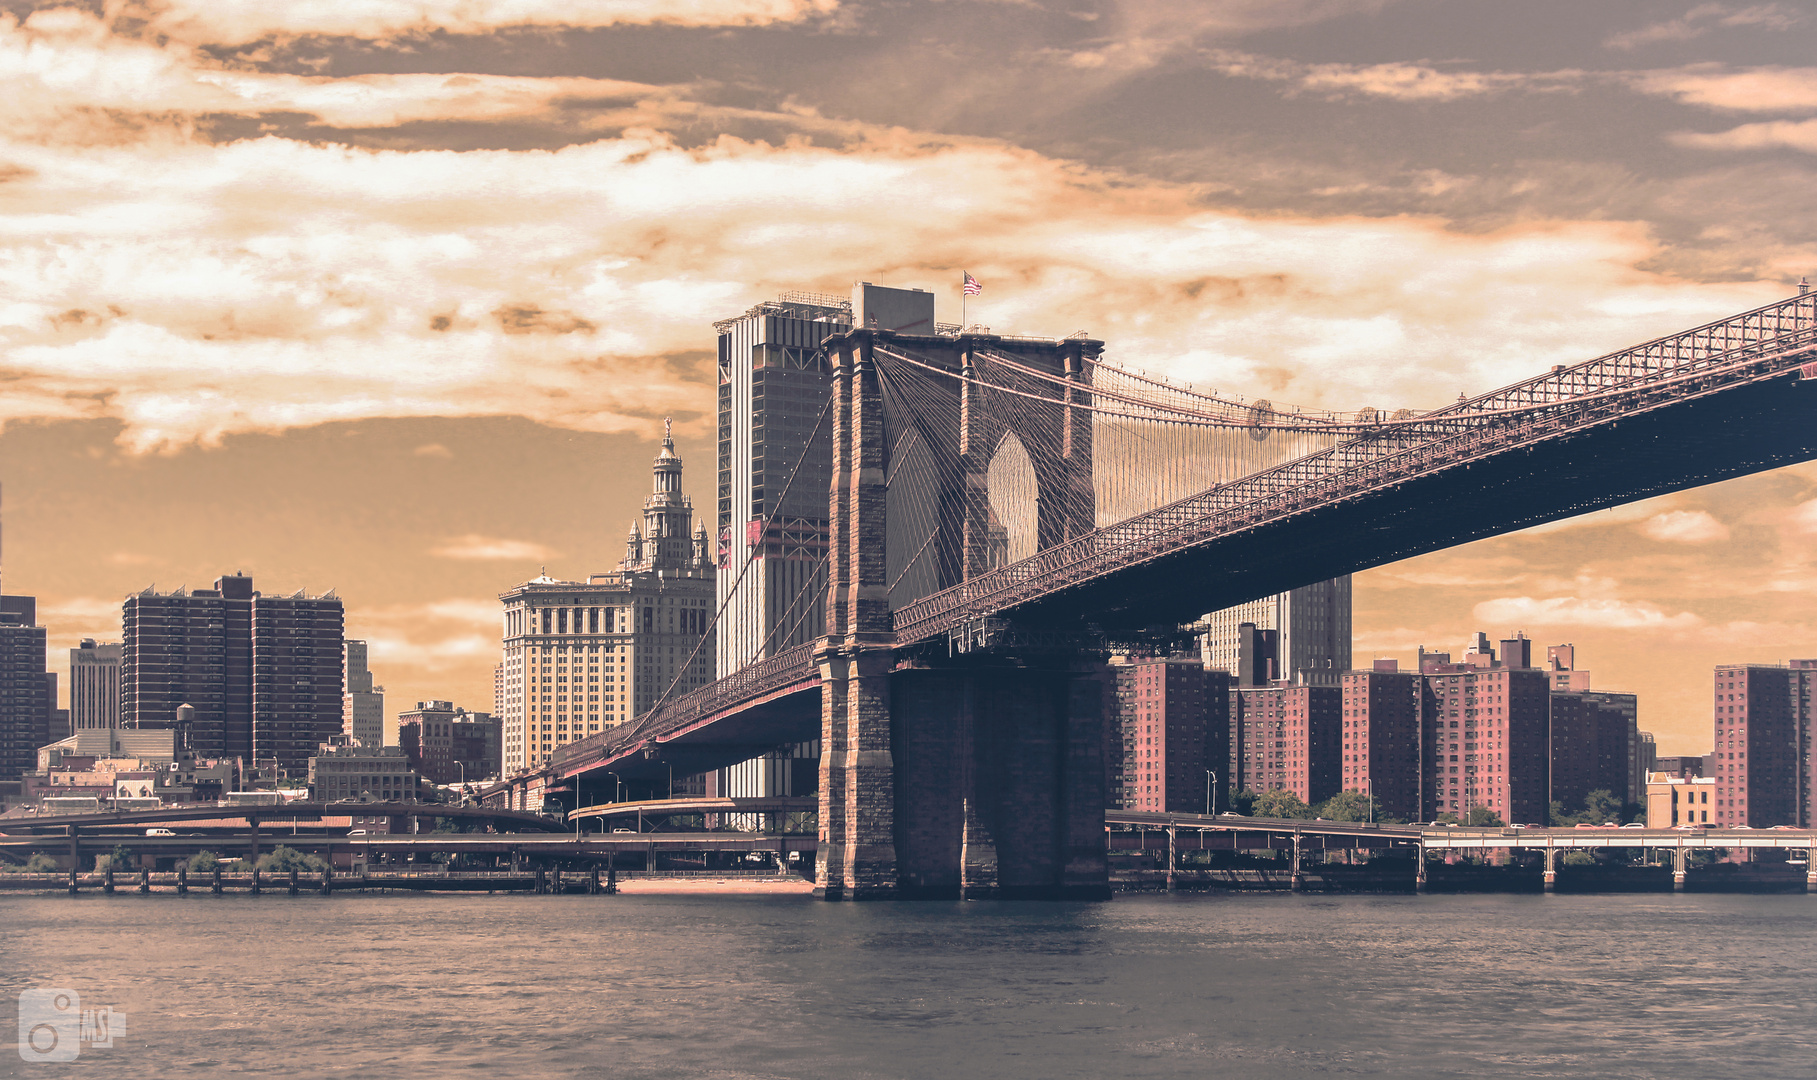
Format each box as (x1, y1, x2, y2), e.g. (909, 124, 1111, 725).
(1108, 811, 1817, 892)
(0, 801, 567, 834)
(552, 290, 1817, 793)
(0, 832, 812, 859)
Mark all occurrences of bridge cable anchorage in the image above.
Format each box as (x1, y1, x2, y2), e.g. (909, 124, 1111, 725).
(602, 393, 836, 758)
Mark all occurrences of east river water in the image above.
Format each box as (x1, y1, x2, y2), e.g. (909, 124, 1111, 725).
(4, 891, 1816, 1079)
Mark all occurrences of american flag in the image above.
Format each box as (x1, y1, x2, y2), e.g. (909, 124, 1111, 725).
(962, 272, 982, 296)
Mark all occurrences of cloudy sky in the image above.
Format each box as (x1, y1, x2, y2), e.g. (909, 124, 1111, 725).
(3, 0, 1816, 755)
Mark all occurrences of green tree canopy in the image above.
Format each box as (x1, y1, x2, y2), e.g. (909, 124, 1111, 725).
(1583, 789, 1623, 825)
(187, 851, 221, 872)
(1317, 790, 1380, 822)
(257, 845, 327, 873)
(1464, 805, 1506, 828)
(1251, 788, 1314, 820)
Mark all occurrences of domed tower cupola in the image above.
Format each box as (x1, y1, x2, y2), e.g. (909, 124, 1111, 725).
(653, 417, 683, 497)
(627, 418, 696, 571)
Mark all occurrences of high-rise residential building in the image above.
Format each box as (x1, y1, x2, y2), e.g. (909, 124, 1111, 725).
(121, 574, 344, 772)
(342, 639, 384, 747)
(70, 639, 122, 731)
(498, 427, 715, 772)
(1201, 577, 1352, 687)
(1420, 661, 1550, 824)
(1229, 683, 1342, 806)
(1710, 660, 1817, 827)
(251, 588, 345, 770)
(1537, 643, 1650, 805)
(1, 594, 53, 780)
(1338, 665, 1423, 822)
(1110, 656, 1232, 813)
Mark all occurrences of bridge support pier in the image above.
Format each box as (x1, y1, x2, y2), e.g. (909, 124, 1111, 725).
(1543, 846, 1557, 892)
(1807, 847, 1816, 894)
(1673, 847, 1688, 892)
(1289, 833, 1303, 893)
(1414, 847, 1426, 894)
(177, 865, 188, 895)
(882, 652, 1110, 901)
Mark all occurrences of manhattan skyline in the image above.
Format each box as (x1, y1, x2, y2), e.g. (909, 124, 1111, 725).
(3, 1, 1816, 752)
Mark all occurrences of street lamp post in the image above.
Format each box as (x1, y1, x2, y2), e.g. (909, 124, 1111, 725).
(1205, 769, 1216, 817)
(606, 771, 623, 804)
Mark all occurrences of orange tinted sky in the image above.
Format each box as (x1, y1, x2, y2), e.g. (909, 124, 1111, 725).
(3, 0, 1816, 755)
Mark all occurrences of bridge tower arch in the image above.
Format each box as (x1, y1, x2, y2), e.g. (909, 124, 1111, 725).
(817, 327, 1111, 900)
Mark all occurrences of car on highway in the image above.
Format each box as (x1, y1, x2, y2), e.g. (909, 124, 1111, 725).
(144, 827, 174, 836)
(1621, 822, 1645, 828)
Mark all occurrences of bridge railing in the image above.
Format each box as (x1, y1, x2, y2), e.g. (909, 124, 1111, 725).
(891, 290, 1817, 644)
(550, 642, 820, 773)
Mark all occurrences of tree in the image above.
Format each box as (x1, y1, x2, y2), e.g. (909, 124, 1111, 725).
(1434, 811, 1459, 825)
(188, 851, 221, 872)
(1464, 805, 1505, 828)
(1227, 788, 1259, 816)
(257, 845, 326, 874)
(1317, 790, 1380, 823)
(1582, 789, 1622, 825)
(1251, 788, 1314, 820)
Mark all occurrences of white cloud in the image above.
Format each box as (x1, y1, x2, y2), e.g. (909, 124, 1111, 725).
(1631, 64, 1817, 113)
(1672, 118, 1817, 153)
(412, 442, 453, 458)
(349, 598, 505, 672)
(429, 535, 557, 560)
(1788, 498, 1817, 534)
(1472, 595, 1704, 632)
(1201, 49, 1582, 103)
(1605, 3, 1802, 51)
(1639, 509, 1731, 544)
(0, 11, 681, 137)
(131, 0, 840, 45)
(0, 8, 1790, 452)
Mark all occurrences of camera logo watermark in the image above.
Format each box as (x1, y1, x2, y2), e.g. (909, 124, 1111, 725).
(17, 990, 124, 1064)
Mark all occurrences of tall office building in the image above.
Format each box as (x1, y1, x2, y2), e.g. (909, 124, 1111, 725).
(499, 428, 715, 773)
(0, 595, 53, 780)
(121, 574, 345, 772)
(1, 485, 57, 779)
(712, 290, 858, 675)
(342, 639, 384, 747)
(1201, 577, 1352, 687)
(711, 285, 943, 803)
(1710, 659, 1817, 827)
(70, 639, 122, 731)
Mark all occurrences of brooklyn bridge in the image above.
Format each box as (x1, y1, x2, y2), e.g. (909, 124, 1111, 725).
(536, 288, 1817, 900)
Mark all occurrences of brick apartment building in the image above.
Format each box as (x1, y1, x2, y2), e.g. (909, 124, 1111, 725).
(1339, 665, 1422, 822)
(1230, 683, 1342, 807)
(1111, 656, 1232, 813)
(1710, 659, 1817, 827)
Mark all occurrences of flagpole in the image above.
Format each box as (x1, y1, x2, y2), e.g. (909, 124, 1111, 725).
(961, 271, 966, 330)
